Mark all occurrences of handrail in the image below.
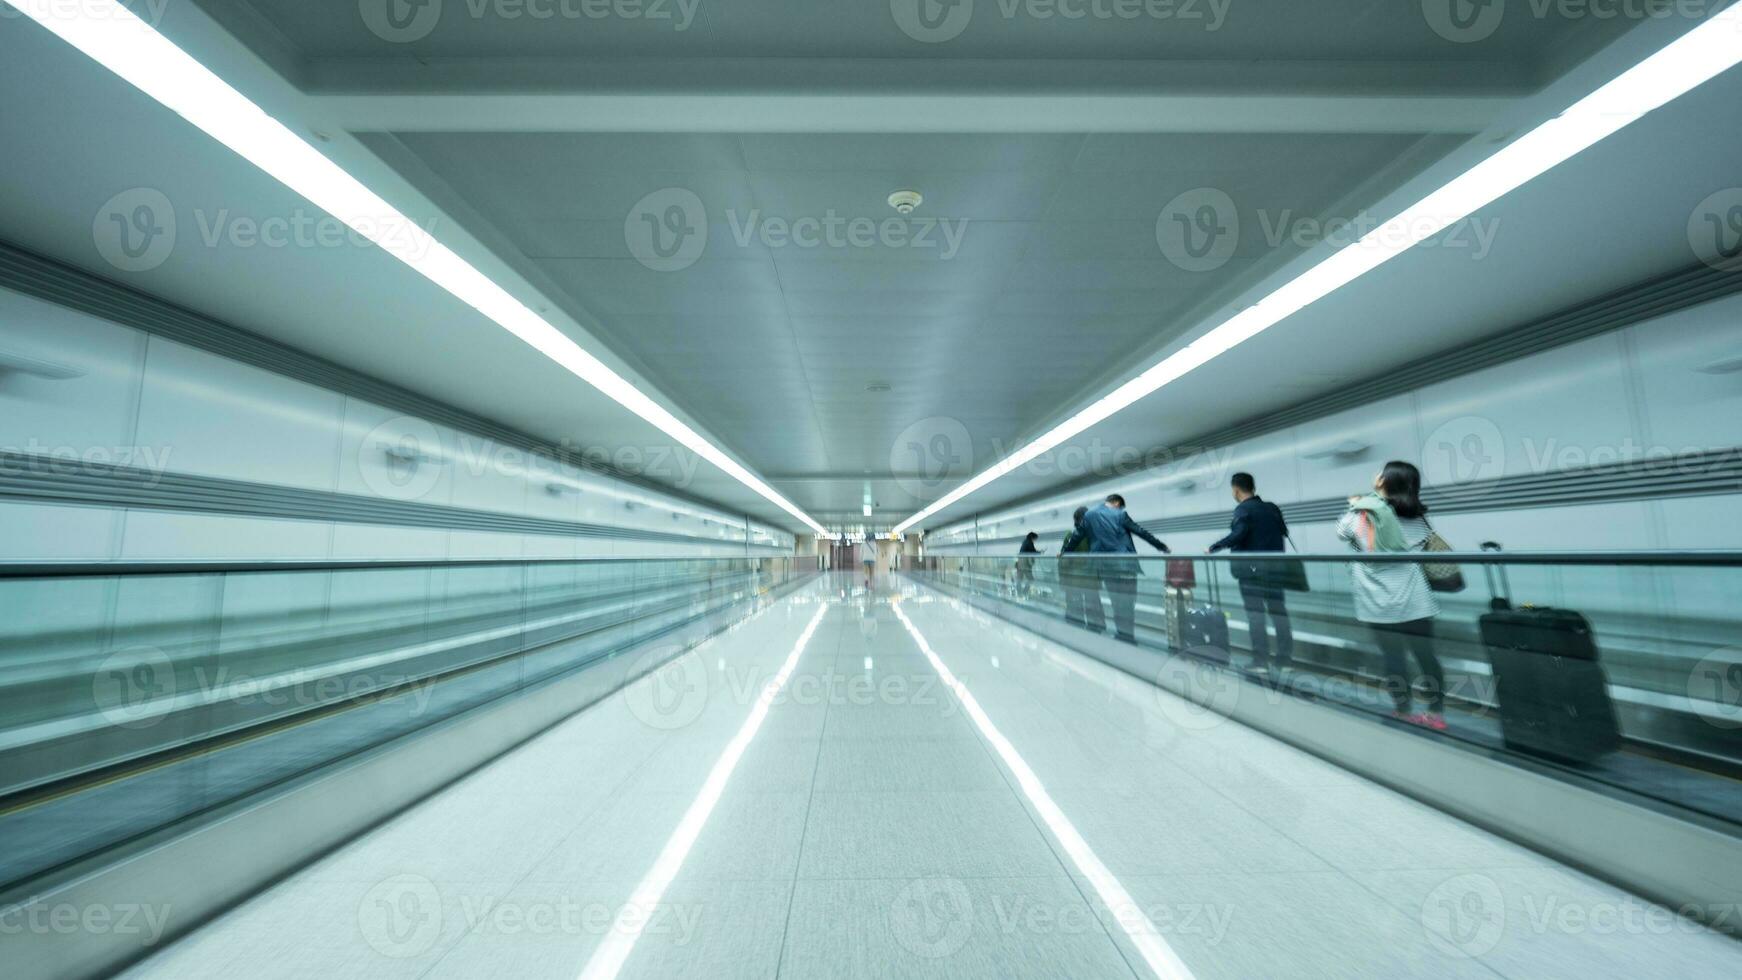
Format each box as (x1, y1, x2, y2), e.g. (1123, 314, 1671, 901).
(0, 555, 805, 579)
(933, 550, 1742, 567)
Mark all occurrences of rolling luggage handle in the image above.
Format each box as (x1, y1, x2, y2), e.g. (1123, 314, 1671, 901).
(1480, 541, 1512, 611)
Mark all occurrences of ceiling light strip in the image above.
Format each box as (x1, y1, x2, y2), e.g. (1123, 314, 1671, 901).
(3, 0, 827, 536)
(894, 6, 1742, 535)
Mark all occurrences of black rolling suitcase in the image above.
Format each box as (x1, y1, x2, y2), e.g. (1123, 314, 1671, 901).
(1478, 542, 1620, 763)
(1180, 572, 1231, 663)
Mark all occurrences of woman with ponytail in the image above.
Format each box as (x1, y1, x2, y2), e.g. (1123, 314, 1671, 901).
(1337, 461, 1448, 730)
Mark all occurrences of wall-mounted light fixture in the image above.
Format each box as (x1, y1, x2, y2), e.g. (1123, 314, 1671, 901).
(0, 349, 84, 381)
(1301, 439, 1372, 461)
(1696, 353, 1742, 375)
(382, 443, 444, 467)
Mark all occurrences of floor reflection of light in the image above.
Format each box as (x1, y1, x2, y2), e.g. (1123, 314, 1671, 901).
(891, 602, 1197, 980)
(577, 602, 830, 980)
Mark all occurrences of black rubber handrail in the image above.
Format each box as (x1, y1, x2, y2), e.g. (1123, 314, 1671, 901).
(929, 550, 1742, 566)
(0, 556, 807, 578)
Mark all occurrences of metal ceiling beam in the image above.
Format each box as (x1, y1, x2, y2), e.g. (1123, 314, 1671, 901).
(304, 58, 1525, 134)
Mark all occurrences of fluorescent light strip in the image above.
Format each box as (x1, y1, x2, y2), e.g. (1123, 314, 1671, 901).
(577, 599, 830, 980)
(890, 602, 1197, 980)
(894, 6, 1742, 535)
(5, 0, 826, 537)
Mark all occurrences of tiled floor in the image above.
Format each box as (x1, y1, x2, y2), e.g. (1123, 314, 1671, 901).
(122, 576, 1742, 979)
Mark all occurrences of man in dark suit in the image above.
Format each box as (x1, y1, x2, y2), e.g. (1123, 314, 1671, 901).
(1208, 473, 1294, 674)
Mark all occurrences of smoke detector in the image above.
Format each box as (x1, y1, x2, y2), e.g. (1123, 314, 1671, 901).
(887, 190, 923, 214)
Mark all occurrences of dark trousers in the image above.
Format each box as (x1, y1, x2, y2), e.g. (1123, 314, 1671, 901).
(1063, 579, 1106, 632)
(1371, 617, 1445, 714)
(1238, 581, 1294, 669)
(1101, 572, 1139, 643)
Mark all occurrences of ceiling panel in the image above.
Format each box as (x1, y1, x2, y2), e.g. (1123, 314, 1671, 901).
(382, 127, 1464, 521)
(224, 0, 1624, 65)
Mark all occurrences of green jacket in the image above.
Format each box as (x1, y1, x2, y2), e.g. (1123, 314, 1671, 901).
(1347, 493, 1407, 552)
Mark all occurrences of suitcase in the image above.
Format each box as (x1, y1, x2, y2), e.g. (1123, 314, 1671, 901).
(1478, 543, 1620, 763)
(1178, 572, 1230, 663)
(1166, 559, 1197, 590)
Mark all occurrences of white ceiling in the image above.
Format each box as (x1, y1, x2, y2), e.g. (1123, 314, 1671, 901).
(1, 0, 1728, 532)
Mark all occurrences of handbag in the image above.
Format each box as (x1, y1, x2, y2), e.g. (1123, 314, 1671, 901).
(1269, 535, 1311, 593)
(1420, 520, 1466, 593)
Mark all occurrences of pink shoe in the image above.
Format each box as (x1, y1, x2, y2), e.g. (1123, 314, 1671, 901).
(1419, 714, 1449, 732)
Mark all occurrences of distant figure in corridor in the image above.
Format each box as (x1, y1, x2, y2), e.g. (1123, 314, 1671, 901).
(1209, 472, 1295, 675)
(1067, 494, 1170, 644)
(1059, 507, 1106, 633)
(1016, 531, 1041, 596)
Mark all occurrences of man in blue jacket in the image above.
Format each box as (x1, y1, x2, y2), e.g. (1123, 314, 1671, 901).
(1066, 494, 1170, 644)
(1208, 472, 1294, 673)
